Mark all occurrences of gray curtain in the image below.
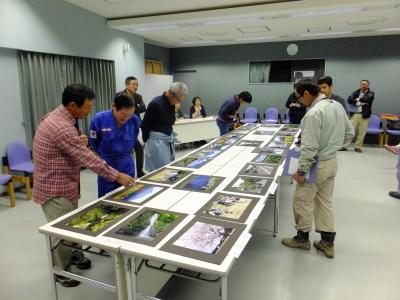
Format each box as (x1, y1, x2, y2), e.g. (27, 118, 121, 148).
(18, 51, 116, 146)
(249, 61, 270, 83)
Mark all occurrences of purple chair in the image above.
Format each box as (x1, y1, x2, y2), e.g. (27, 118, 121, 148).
(385, 129, 400, 145)
(7, 142, 34, 200)
(282, 110, 291, 124)
(262, 107, 280, 124)
(365, 115, 384, 147)
(0, 174, 15, 207)
(241, 107, 259, 124)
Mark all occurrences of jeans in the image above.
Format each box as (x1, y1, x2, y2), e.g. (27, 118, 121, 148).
(216, 118, 231, 136)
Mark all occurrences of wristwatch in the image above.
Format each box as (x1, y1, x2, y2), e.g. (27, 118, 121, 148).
(297, 169, 306, 176)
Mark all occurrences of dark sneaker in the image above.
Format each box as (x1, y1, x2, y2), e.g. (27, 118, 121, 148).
(313, 240, 334, 258)
(354, 148, 362, 153)
(282, 237, 311, 250)
(55, 275, 80, 287)
(389, 191, 400, 199)
(338, 147, 348, 151)
(71, 254, 91, 270)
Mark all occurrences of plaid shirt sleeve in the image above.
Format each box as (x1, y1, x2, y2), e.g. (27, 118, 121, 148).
(53, 124, 119, 181)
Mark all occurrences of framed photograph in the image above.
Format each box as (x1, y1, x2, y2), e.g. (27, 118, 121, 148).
(272, 135, 295, 143)
(239, 163, 278, 177)
(251, 153, 284, 164)
(278, 127, 299, 135)
(275, 130, 297, 137)
(53, 201, 137, 237)
(223, 132, 245, 140)
(252, 130, 275, 136)
(105, 183, 166, 205)
(106, 208, 186, 247)
(282, 124, 299, 129)
(196, 192, 261, 223)
(203, 142, 231, 152)
(265, 140, 292, 149)
(192, 149, 222, 158)
(224, 175, 273, 196)
(259, 124, 281, 128)
(160, 216, 246, 265)
(171, 156, 212, 169)
(252, 147, 288, 155)
(236, 140, 263, 147)
(216, 136, 241, 145)
(174, 174, 225, 194)
(140, 167, 192, 185)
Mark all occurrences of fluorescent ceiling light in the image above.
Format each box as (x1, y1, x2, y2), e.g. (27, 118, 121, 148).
(299, 31, 352, 37)
(377, 27, 400, 32)
(202, 17, 262, 25)
(181, 41, 217, 45)
(235, 36, 277, 41)
(290, 7, 362, 17)
(134, 24, 178, 31)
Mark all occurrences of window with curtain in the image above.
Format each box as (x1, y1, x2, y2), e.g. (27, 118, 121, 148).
(18, 51, 116, 146)
(249, 61, 270, 83)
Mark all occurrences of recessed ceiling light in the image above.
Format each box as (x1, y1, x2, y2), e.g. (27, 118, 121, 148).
(377, 27, 400, 32)
(202, 17, 262, 25)
(134, 24, 179, 31)
(234, 36, 277, 41)
(347, 16, 385, 26)
(181, 41, 217, 45)
(199, 29, 229, 37)
(179, 37, 202, 42)
(307, 26, 332, 33)
(290, 7, 362, 18)
(104, 0, 133, 4)
(237, 26, 271, 34)
(299, 31, 352, 37)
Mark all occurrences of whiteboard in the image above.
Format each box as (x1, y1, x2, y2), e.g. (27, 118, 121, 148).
(143, 74, 173, 105)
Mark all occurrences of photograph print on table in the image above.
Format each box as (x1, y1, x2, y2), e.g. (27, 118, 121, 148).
(236, 140, 263, 147)
(251, 153, 284, 164)
(196, 192, 261, 223)
(252, 130, 275, 136)
(106, 208, 186, 247)
(105, 183, 165, 206)
(266, 140, 292, 149)
(140, 167, 192, 185)
(192, 149, 222, 159)
(171, 156, 212, 169)
(161, 216, 246, 265)
(239, 162, 278, 177)
(53, 201, 137, 237)
(252, 147, 288, 155)
(174, 174, 225, 194)
(272, 135, 295, 143)
(224, 175, 273, 196)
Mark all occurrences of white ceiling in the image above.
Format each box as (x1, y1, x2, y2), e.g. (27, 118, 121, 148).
(65, 0, 400, 48)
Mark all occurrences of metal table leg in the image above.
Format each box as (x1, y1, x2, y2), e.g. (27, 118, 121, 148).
(126, 257, 138, 300)
(273, 176, 281, 237)
(114, 253, 128, 300)
(45, 235, 58, 300)
(221, 275, 228, 300)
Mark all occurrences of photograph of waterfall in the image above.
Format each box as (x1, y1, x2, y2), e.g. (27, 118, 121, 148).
(53, 201, 137, 237)
(252, 153, 283, 164)
(171, 156, 212, 169)
(106, 183, 165, 205)
(141, 168, 192, 185)
(107, 208, 186, 246)
(239, 163, 278, 177)
(196, 193, 260, 223)
(224, 176, 273, 196)
(161, 217, 246, 264)
(174, 175, 225, 193)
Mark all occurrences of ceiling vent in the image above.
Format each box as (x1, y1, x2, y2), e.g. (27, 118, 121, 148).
(347, 16, 385, 26)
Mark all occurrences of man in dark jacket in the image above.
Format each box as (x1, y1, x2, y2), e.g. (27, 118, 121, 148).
(285, 83, 307, 124)
(344, 80, 375, 153)
(116, 76, 146, 177)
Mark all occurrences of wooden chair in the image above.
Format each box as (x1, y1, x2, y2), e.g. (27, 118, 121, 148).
(0, 174, 16, 207)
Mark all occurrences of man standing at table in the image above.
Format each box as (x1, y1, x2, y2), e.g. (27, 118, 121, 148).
(281, 80, 354, 259)
(344, 80, 375, 153)
(116, 76, 146, 177)
(33, 84, 135, 287)
(142, 82, 188, 172)
(216, 91, 252, 136)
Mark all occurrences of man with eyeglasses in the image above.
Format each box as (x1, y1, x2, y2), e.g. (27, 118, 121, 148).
(142, 82, 188, 172)
(89, 94, 140, 197)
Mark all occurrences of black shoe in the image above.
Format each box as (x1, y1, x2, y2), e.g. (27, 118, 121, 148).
(55, 275, 80, 287)
(338, 147, 348, 151)
(71, 254, 91, 270)
(389, 191, 400, 199)
(354, 148, 362, 153)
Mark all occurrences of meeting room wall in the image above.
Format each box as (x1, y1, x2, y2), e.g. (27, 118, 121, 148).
(170, 35, 400, 118)
(0, 0, 145, 156)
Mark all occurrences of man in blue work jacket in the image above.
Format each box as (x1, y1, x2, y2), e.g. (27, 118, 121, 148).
(89, 94, 140, 197)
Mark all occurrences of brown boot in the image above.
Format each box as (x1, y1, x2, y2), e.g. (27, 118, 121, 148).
(314, 232, 335, 258)
(282, 231, 310, 250)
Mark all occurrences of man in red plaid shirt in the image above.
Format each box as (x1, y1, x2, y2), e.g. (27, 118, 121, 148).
(33, 84, 135, 287)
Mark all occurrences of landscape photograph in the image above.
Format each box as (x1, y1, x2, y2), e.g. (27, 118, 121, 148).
(175, 175, 224, 193)
(172, 156, 211, 169)
(107, 183, 164, 205)
(240, 163, 277, 177)
(253, 153, 283, 164)
(225, 176, 272, 195)
(142, 168, 191, 185)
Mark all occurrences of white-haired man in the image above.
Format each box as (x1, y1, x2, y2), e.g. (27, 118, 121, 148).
(142, 82, 188, 171)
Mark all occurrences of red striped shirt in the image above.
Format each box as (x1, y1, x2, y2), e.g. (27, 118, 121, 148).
(33, 105, 118, 204)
